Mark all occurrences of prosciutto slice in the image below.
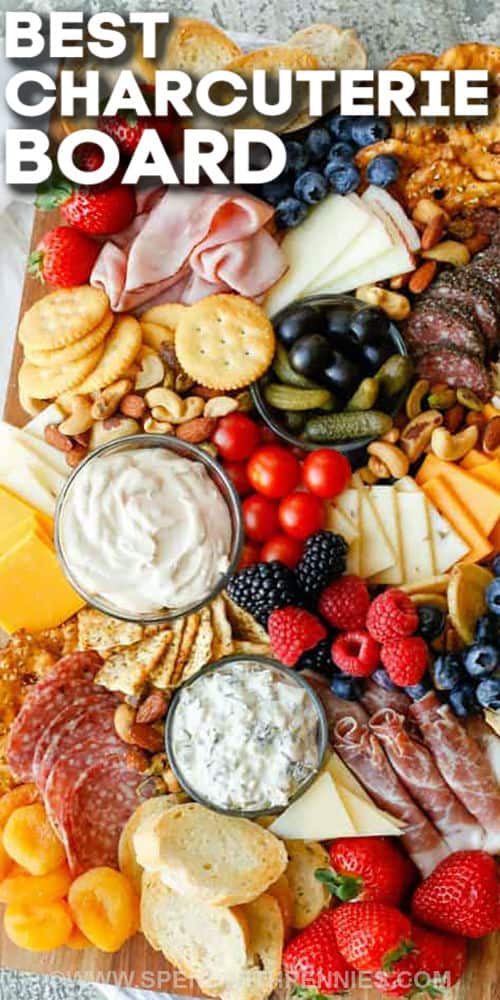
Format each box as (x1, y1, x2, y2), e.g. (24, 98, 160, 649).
(91, 188, 287, 312)
(334, 716, 449, 875)
(361, 678, 412, 717)
(410, 692, 500, 852)
(370, 708, 484, 851)
(300, 670, 368, 735)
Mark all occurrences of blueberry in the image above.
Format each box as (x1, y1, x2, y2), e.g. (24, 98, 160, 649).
(294, 170, 328, 205)
(350, 307, 390, 343)
(276, 305, 324, 347)
(285, 140, 308, 173)
(404, 675, 432, 700)
(486, 579, 500, 616)
(449, 682, 480, 718)
(474, 615, 499, 644)
(330, 674, 362, 701)
(476, 676, 500, 710)
(372, 667, 397, 691)
(366, 154, 400, 188)
(260, 171, 294, 206)
(275, 197, 308, 229)
(305, 127, 331, 163)
(492, 554, 500, 577)
(417, 604, 446, 641)
(351, 118, 391, 147)
(328, 115, 356, 141)
(326, 162, 361, 195)
(464, 643, 499, 678)
(327, 141, 356, 165)
(432, 654, 462, 691)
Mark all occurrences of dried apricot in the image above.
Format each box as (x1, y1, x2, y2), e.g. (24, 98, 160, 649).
(4, 900, 73, 951)
(0, 865, 71, 905)
(68, 866, 139, 953)
(2, 803, 66, 875)
(66, 926, 92, 950)
(0, 838, 13, 881)
(0, 785, 38, 828)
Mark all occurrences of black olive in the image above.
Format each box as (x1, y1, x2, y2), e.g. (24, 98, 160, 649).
(275, 306, 325, 347)
(289, 334, 332, 377)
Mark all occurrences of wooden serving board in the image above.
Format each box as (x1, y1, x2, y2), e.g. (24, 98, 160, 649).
(2, 190, 499, 1000)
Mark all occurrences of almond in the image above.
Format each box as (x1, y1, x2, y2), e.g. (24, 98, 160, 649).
(129, 723, 165, 753)
(389, 273, 411, 290)
(464, 232, 490, 256)
(483, 416, 500, 456)
(125, 747, 150, 772)
(420, 215, 445, 251)
(443, 404, 465, 434)
(65, 445, 88, 468)
(44, 424, 73, 452)
(120, 393, 147, 419)
(191, 385, 228, 400)
(136, 691, 168, 725)
(408, 260, 438, 294)
(176, 416, 217, 443)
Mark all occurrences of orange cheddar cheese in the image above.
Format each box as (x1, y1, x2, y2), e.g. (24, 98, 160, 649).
(471, 459, 500, 492)
(422, 477, 493, 565)
(416, 455, 500, 537)
(460, 449, 489, 470)
(0, 486, 53, 544)
(489, 520, 500, 554)
(483, 403, 500, 421)
(0, 525, 85, 634)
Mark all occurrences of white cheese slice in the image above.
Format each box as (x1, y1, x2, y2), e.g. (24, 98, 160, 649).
(396, 491, 435, 582)
(308, 213, 393, 294)
(325, 502, 358, 544)
(362, 186, 421, 252)
(484, 709, 500, 738)
(359, 489, 395, 578)
(0, 464, 56, 517)
(370, 486, 404, 585)
(264, 194, 369, 316)
(426, 500, 469, 572)
(24, 403, 65, 440)
(337, 785, 405, 836)
(321, 242, 415, 295)
(0, 421, 69, 480)
(334, 488, 361, 574)
(326, 752, 372, 804)
(268, 771, 357, 841)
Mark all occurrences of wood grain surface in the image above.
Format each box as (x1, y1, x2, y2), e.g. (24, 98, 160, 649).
(2, 172, 499, 1000)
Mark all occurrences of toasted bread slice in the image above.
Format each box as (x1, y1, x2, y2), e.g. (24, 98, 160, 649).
(221, 895, 284, 1000)
(141, 872, 249, 993)
(266, 873, 294, 939)
(287, 24, 367, 69)
(285, 840, 330, 929)
(118, 794, 186, 892)
(137, 17, 241, 81)
(133, 803, 288, 906)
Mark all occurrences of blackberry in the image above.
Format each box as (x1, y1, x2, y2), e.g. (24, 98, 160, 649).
(295, 531, 348, 599)
(297, 637, 334, 676)
(226, 561, 298, 628)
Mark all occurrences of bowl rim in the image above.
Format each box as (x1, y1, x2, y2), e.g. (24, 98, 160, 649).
(54, 433, 243, 625)
(251, 292, 409, 453)
(165, 653, 329, 818)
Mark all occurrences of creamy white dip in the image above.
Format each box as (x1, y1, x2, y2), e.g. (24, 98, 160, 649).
(170, 661, 321, 810)
(58, 448, 232, 613)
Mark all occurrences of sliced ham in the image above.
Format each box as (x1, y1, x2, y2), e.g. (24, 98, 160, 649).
(369, 708, 485, 852)
(334, 716, 449, 875)
(91, 188, 287, 311)
(410, 692, 500, 852)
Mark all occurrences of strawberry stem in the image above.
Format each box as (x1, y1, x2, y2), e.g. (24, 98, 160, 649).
(36, 176, 74, 211)
(292, 986, 348, 1000)
(315, 867, 363, 902)
(382, 940, 416, 973)
(27, 250, 45, 282)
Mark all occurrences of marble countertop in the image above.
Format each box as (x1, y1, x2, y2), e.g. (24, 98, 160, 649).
(0, 1, 498, 998)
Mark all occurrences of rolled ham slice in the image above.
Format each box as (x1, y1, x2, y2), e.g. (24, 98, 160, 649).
(361, 678, 411, 717)
(410, 692, 500, 852)
(370, 708, 485, 852)
(334, 716, 449, 875)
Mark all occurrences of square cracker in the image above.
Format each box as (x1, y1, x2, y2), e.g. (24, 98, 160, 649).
(210, 595, 233, 661)
(182, 606, 214, 681)
(151, 618, 185, 690)
(169, 613, 201, 688)
(223, 593, 269, 644)
(95, 631, 172, 697)
(231, 641, 272, 657)
(78, 607, 144, 652)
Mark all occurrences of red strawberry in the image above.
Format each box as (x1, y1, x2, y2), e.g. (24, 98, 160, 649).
(28, 226, 100, 288)
(37, 180, 136, 236)
(333, 901, 414, 973)
(99, 89, 175, 156)
(315, 837, 418, 906)
(283, 908, 353, 996)
(411, 850, 500, 939)
(372, 924, 467, 997)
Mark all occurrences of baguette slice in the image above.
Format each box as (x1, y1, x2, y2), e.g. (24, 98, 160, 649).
(221, 895, 284, 1000)
(141, 872, 249, 994)
(285, 840, 330, 929)
(133, 803, 288, 906)
(118, 794, 186, 892)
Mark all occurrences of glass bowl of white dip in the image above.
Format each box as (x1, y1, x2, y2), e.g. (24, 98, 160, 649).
(54, 434, 243, 624)
(166, 656, 329, 817)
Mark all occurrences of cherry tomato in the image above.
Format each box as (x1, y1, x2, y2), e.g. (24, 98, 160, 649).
(212, 414, 260, 462)
(261, 535, 304, 568)
(238, 542, 261, 569)
(243, 494, 280, 542)
(223, 461, 252, 496)
(278, 492, 325, 540)
(302, 449, 352, 499)
(259, 426, 282, 446)
(247, 446, 301, 499)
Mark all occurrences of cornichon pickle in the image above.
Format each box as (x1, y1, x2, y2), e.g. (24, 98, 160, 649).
(346, 377, 379, 411)
(283, 410, 307, 433)
(374, 355, 414, 397)
(272, 344, 319, 389)
(264, 383, 333, 412)
(304, 409, 393, 442)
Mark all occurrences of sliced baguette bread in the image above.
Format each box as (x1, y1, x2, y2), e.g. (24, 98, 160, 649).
(133, 803, 288, 906)
(220, 894, 284, 1000)
(118, 793, 186, 892)
(141, 872, 249, 993)
(287, 23, 367, 69)
(285, 840, 330, 929)
(266, 874, 294, 939)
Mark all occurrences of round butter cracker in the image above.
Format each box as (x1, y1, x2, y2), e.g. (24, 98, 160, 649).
(19, 286, 110, 350)
(75, 315, 142, 394)
(19, 345, 104, 400)
(175, 294, 275, 391)
(24, 312, 113, 367)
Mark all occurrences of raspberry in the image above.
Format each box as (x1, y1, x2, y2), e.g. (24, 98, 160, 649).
(318, 575, 370, 631)
(268, 607, 327, 667)
(380, 636, 429, 686)
(331, 630, 380, 677)
(366, 589, 419, 643)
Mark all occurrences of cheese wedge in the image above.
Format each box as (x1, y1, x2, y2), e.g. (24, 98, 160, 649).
(269, 772, 357, 841)
(0, 485, 53, 545)
(24, 403, 65, 440)
(370, 486, 403, 584)
(326, 753, 371, 804)
(0, 421, 69, 480)
(334, 488, 361, 574)
(308, 209, 393, 293)
(426, 499, 469, 572)
(422, 477, 493, 564)
(0, 464, 57, 517)
(325, 503, 358, 544)
(318, 243, 415, 295)
(396, 491, 435, 582)
(416, 455, 500, 537)
(359, 490, 395, 578)
(337, 785, 405, 837)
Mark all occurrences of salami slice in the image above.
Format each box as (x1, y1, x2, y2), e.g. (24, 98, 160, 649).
(33, 690, 109, 786)
(7, 651, 103, 781)
(428, 271, 499, 352)
(64, 760, 149, 875)
(470, 247, 500, 295)
(404, 301, 485, 359)
(39, 694, 120, 793)
(416, 348, 491, 401)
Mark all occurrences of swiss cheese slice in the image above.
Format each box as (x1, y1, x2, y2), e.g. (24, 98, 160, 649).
(326, 753, 372, 804)
(334, 488, 361, 574)
(369, 486, 403, 584)
(0, 421, 69, 480)
(337, 785, 405, 837)
(426, 499, 469, 572)
(269, 772, 357, 841)
(325, 503, 359, 544)
(324, 243, 414, 294)
(396, 491, 434, 582)
(308, 209, 393, 293)
(359, 489, 395, 578)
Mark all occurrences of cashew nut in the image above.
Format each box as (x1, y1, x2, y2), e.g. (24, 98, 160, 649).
(135, 350, 165, 391)
(380, 427, 400, 444)
(367, 441, 410, 478)
(90, 416, 140, 450)
(114, 704, 136, 744)
(355, 285, 411, 321)
(406, 379, 430, 419)
(179, 397, 205, 423)
(204, 396, 239, 418)
(145, 387, 184, 421)
(144, 416, 174, 434)
(90, 379, 132, 421)
(358, 465, 378, 485)
(59, 395, 94, 436)
(431, 425, 479, 462)
(400, 409, 443, 462)
(422, 240, 471, 267)
(367, 455, 391, 480)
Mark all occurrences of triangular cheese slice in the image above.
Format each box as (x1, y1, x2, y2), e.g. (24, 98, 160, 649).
(326, 753, 372, 804)
(359, 489, 395, 578)
(269, 772, 357, 841)
(337, 786, 405, 837)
